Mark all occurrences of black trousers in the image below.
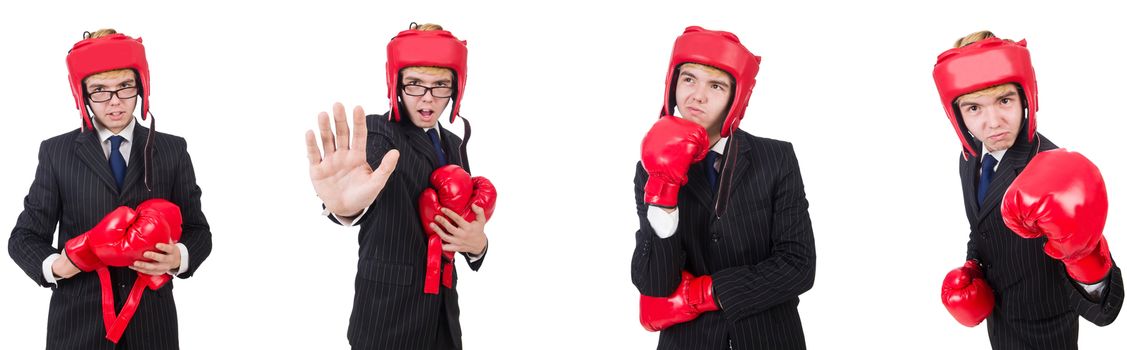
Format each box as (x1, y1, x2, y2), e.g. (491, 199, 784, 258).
(433, 299, 455, 350)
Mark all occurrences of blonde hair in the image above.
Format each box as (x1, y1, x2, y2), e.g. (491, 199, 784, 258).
(954, 30, 996, 48)
(403, 23, 453, 76)
(83, 28, 134, 82)
(680, 63, 733, 85)
(952, 30, 1015, 104)
(956, 83, 1017, 104)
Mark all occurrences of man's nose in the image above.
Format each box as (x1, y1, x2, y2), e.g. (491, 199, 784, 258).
(688, 86, 707, 103)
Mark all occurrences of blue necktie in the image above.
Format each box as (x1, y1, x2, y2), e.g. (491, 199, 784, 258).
(705, 151, 720, 193)
(108, 135, 127, 190)
(427, 129, 447, 166)
(977, 154, 997, 206)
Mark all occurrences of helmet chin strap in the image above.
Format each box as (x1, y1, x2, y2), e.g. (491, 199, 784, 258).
(714, 134, 738, 218)
(143, 111, 154, 192)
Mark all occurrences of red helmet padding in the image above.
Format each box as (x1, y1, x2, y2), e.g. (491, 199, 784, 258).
(662, 26, 761, 137)
(66, 33, 150, 131)
(386, 29, 468, 123)
(933, 37, 1038, 158)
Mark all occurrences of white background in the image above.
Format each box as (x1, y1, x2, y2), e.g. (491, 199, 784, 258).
(1, 0, 1125, 348)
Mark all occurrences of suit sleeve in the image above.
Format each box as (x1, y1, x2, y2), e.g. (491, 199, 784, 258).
(171, 138, 213, 279)
(631, 162, 686, 297)
(324, 114, 398, 227)
(965, 232, 978, 262)
(8, 141, 65, 287)
(964, 155, 980, 263)
(463, 247, 487, 271)
(711, 143, 816, 322)
(1070, 261, 1123, 326)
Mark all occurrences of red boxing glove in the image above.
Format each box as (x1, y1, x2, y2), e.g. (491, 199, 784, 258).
(89, 201, 176, 268)
(641, 116, 710, 208)
(941, 260, 995, 327)
(418, 165, 497, 294)
(1002, 149, 1112, 284)
(639, 271, 719, 332)
(135, 199, 183, 290)
(64, 207, 138, 272)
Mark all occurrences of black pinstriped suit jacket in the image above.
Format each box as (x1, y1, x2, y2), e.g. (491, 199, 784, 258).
(959, 131, 1122, 349)
(331, 113, 485, 350)
(8, 123, 212, 349)
(632, 130, 816, 350)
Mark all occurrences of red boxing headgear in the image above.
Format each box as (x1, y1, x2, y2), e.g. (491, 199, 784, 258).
(386, 27, 468, 123)
(933, 37, 1038, 158)
(662, 26, 762, 137)
(66, 33, 151, 131)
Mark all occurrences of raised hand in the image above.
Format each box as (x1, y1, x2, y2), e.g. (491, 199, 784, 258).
(306, 102, 400, 216)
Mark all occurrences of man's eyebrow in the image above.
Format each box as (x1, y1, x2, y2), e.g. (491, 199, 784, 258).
(708, 78, 730, 88)
(996, 91, 1018, 100)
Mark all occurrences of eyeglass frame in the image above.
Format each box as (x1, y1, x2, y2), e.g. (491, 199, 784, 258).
(87, 86, 140, 103)
(401, 84, 454, 98)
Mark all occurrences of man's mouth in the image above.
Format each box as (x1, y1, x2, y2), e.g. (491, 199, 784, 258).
(418, 109, 434, 119)
(107, 111, 128, 119)
(988, 132, 1008, 141)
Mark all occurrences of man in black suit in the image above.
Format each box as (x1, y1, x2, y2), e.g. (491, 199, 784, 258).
(632, 26, 816, 350)
(933, 31, 1122, 349)
(8, 29, 213, 349)
(304, 23, 489, 350)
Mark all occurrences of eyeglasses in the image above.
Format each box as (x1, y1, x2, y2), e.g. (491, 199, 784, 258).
(88, 87, 140, 103)
(402, 85, 453, 98)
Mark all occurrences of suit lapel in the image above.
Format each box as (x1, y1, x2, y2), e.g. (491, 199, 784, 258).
(975, 136, 1034, 225)
(73, 129, 119, 193)
(403, 123, 439, 169)
(120, 124, 150, 193)
(684, 161, 714, 209)
(440, 125, 464, 170)
(724, 132, 753, 201)
(960, 154, 979, 219)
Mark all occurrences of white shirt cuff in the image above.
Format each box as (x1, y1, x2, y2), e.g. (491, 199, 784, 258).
(1076, 278, 1108, 297)
(324, 206, 369, 227)
(43, 253, 61, 286)
(646, 205, 679, 239)
(169, 243, 189, 276)
(466, 252, 484, 263)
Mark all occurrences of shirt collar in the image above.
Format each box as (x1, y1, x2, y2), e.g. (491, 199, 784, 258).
(711, 136, 728, 155)
(981, 143, 1007, 165)
(92, 118, 136, 144)
(423, 125, 441, 141)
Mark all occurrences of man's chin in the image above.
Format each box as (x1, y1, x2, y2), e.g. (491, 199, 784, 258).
(410, 117, 438, 129)
(986, 140, 1016, 153)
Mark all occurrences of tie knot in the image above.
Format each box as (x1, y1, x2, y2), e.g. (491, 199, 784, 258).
(706, 151, 720, 169)
(109, 135, 125, 148)
(982, 154, 998, 169)
(427, 128, 440, 140)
